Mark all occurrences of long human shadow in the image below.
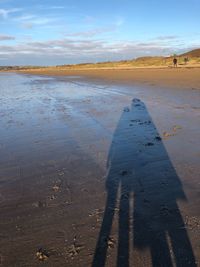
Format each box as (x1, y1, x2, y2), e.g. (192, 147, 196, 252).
(92, 99, 196, 267)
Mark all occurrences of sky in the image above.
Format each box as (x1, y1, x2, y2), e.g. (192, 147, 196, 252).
(0, 0, 200, 65)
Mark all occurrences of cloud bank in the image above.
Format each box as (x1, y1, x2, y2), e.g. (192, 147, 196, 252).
(0, 36, 194, 65)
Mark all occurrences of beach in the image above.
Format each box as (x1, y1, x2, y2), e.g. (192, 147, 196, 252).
(19, 67, 200, 90)
(0, 70, 200, 266)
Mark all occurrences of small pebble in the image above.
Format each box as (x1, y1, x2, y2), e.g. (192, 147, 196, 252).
(36, 248, 49, 261)
(52, 185, 60, 192)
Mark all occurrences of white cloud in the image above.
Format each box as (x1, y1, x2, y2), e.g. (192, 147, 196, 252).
(0, 30, 198, 65)
(0, 37, 190, 60)
(115, 17, 124, 27)
(49, 6, 65, 9)
(14, 13, 59, 29)
(0, 34, 15, 41)
(65, 19, 124, 38)
(84, 15, 95, 24)
(0, 8, 21, 18)
(65, 26, 117, 38)
(152, 35, 179, 41)
(35, 4, 74, 10)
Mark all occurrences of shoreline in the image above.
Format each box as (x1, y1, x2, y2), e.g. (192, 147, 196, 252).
(14, 67, 200, 90)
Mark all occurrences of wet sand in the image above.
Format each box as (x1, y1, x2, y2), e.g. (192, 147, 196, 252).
(0, 72, 200, 266)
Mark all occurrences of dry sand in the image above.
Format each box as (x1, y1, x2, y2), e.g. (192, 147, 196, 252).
(19, 67, 200, 90)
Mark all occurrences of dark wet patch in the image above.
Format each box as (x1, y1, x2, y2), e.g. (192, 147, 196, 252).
(120, 170, 128, 176)
(123, 107, 130, 112)
(155, 136, 162, 141)
(144, 142, 154, 146)
(130, 119, 141, 123)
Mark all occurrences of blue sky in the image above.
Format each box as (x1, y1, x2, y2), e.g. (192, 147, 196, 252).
(0, 0, 200, 65)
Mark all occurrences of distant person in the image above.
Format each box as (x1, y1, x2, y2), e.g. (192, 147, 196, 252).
(173, 57, 178, 68)
(184, 57, 189, 65)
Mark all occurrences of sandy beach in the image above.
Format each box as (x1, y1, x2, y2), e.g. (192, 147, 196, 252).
(1, 0, 200, 265)
(0, 70, 200, 266)
(19, 67, 200, 90)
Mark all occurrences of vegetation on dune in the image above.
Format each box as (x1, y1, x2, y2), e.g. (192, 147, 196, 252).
(181, 48, 200, 58)
(55, 49, 200, 69)
(1, 49, 200, 71)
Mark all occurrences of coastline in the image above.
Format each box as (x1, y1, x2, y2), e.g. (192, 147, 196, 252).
(16, 67, 200, 90)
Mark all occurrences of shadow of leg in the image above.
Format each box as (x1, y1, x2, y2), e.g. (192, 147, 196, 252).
(117, 178, 130, 267)
(150, 232, 173, 267)
(168, 207, 197, 267)
(92, 185, 118, 267)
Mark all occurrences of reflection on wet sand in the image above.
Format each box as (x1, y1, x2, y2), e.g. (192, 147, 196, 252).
(92, 99, 196, 267)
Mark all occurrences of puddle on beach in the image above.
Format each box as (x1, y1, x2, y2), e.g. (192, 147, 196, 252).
(0, 73, 199, 267)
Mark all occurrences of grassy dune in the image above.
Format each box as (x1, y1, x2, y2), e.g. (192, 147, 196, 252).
(1, 49, 200, 71)
(56, 56, 200, 69)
